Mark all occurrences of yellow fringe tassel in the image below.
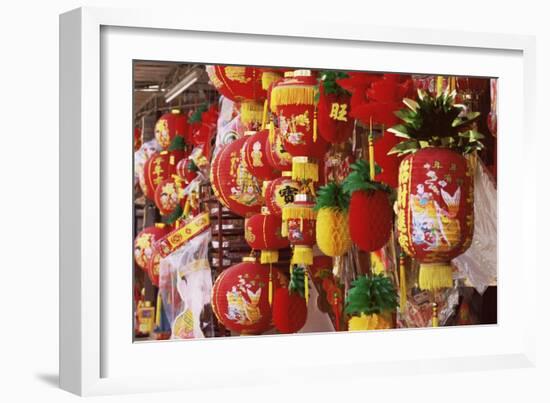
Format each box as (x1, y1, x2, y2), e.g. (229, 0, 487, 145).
(304, 271, 309, 305)
(399, 254, 407, 314)
(291, 157, 319, 182)
(262, 71, 282, 91)
(155, 291, 162, 328)
(432, 303, 439, 327)
(261, 99, 268, 130)
(281, 220, 288, 237)
(268, 265, 273, 306)
(291, 245, 313, 266)
(419, 263, 453, 291)
(270, 85, 316, 112)
(260, 250, 279, 264)
(269, 119, 275, 144)
(183, 197, 191, 218)
(313, 109, 318, 142)
(240, 100, 264, 125)
(282, 205, 317, 221)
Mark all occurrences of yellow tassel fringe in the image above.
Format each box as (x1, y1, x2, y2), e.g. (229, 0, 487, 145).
(282, 205, 317, 221)
(261, 99, 268, 130)
(270, 85, 316, 112)
(261, 71, 282, 91)
(269, 119, 275, 144)
(419, 263, 453, 291)
(260, 250, 279, 264)
(268, 265, 273, 306)
(399, 255, 407, 314)
(304, 271, 309, 304)
(291, 245, 313, 266)
(291, 157, 319, 182)
(240, 100, 264, 125)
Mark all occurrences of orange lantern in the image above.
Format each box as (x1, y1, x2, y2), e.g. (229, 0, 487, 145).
(264, 172, 300, 217)
(141, 150, 185, 201)
(209, 136, 263, 217)
(211, 258, 285, 335)
(241, 130, 279, 181)
(397, 148, 474, 290)
(154, 109, 189, 149)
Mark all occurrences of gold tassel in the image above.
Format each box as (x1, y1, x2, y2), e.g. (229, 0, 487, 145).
(270, 85, 316, 112)
(291, 245, 313, 265)
(155, 291, 162, 328)
(399, 254, 407, 314)
(240, 100, 264, 125)
(304, 270, 309, 305)
(183, 197, 191, 218)
(313, 109, 318, 143)
(432, 302, 439, 327)
(291, 157, 319, 182)
(269, 119, 275, 144)
(282, 205, 317, 221)
(368, 118, 375, 181)
(260, 250, 279, 264)
(281, 220, 288, 237)
(261, 99, 268, 130)
(419, 263, 453, 291)
(268, 265, 273, 306)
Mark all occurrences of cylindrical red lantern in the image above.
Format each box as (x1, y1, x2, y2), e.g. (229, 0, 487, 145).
(241, 130, 279, 181)
(154, 109, 189, 149)
(211, 258, 285, 334)
(264, 173, 301, 217)
(153, 178, 182, 216)
(209, 136, 264, 217)
(265, 127, 293, 171)
(245, 211, 289, 263)
(397, 147, 474, 290)
(206, 65, 266, 102)
(282, 195, 317, 266)
(317, 86, 354, 144)
(134, 223, 170, 271)
(141, 150, 185, 201)
(272, 287, 308, 334)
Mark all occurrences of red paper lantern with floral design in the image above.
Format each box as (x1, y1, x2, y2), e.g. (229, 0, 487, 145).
(211, 258, 285, 335)
(141, 150, 185, 201)
(206, 65, 266, 102)
(134, 223, 170, 271)
(210, 136, 263, 217)
(245, 212, 289, 263)
(155, 109, 189, 149)
(241, 130, 280, 181)
(154, 178, 182, 216)
(264, 173, 301, 217)
(397, 148, 474, 290)
(265, 127, 293, 171)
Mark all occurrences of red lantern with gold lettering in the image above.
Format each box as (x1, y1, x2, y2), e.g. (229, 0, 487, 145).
(241, 130, 279, 181)
(134, 223, 170, 271)
(210, 136, 263, 217)
(264, 173, 300, 217)
(155, 109, 189, 149)
(142, 150, 185, 201)
(397, 147, 474, 290)
(317, 73, 354, 144)
(206, 65, 266, 102)
(245, 211, 289, 264)
(211, 258, 285, 335)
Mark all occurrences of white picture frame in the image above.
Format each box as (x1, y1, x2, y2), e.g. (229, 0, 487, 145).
(60, 6, 537, 396)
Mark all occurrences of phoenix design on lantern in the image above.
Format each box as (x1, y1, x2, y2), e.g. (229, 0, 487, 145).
(225, 274, 263, 325)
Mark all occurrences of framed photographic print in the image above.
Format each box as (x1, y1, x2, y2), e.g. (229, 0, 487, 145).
(60, 6, 536, 396)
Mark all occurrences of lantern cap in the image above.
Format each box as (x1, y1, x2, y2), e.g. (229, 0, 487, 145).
(244, 130, 256, 136)
(171, 109, 181, 114)
(293, 69, 312, 77)
(242, 256, 257, 263)
(284, 71, 294, 78)
(295, 193, 309, 202)
(282, 171, 292, 177)
(261, 206, 270, 215)
(155, 223, 166, 229)
(144, 301, 152, 307)
(160, 150, 168, 155)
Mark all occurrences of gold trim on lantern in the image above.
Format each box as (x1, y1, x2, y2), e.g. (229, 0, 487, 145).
(291, 245, 313, 266)
(240, 101, 264, 125)
(260, 250, 279, 264)
(291, 156, 319, 182)
(242, 256, 257, 263)
(270, 85, 316, 112)
(418, 263, 453, 291)
(261, 71, 282, 91)
(282, 205, 317, 221)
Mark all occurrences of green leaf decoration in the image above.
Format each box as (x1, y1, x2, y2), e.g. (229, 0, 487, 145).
(318, 71, 351, 96)
(163, 204, 184, 225)
(314, 182, 350, 212)
(289, 266, 306, 297)
(342, 160, 391, 196)
(344, 274, 398, 316)
(188, 103, 209, 124)
(389, 89, 485, 156)
(168, 135, 187, 152)
(187, 158, 199, 173)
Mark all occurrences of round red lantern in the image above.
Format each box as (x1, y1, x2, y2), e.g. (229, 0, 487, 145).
(264, 173, 301, 217)
(211, 258, 285, 335)
(154, 178, 182, 216)
(146, 249, 162, 286)
(397, 147, 474, 290)
(272, 287, 308, 334)
(282, 195, 317, 266)
(176, 157, 199, 184)
(141, 150, 185, 201)
(265, 127, 293, 171)
(209, 136, 264, 217)
(134, 223, 170, 271)
(154, 109, 189, 149)
(245, 211, 289, 263)
(241, 130, 279, 181)
(206, 65, 266, 102)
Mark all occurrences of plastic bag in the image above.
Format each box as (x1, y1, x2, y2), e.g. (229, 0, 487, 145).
(158, 230, 214, 339)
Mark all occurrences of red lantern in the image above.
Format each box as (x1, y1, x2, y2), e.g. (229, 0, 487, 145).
(134, 126, 142, 151)
(206, 65, 266, 102)
(317, 85, 354, 144)
(154, 109, 189, 149)
(349, 189, 393, 252)
(241, 130, 279, 181)
(146, 249, 161, 287)
(245, 211, 289, 263)
(211, 258, 285, 334)
(209, 136, 264, 217)
(264, 173, 300, 217)
(282, 195, 316, 266)
(141, 150, 185, 201)
(176, 157, 199, 184)
(154, 178, 182, 216)
(134, 223, 170, 271)
(397, 148, 474, 290)
(265, 127, 293, 171)
(272, 287, 308, 334)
